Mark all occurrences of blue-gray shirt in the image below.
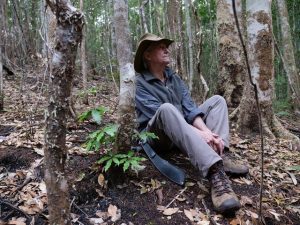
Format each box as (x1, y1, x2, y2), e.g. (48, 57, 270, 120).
(135, 67, 204, 131)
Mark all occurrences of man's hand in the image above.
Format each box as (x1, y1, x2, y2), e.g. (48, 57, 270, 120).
(191, 117, 224, 155)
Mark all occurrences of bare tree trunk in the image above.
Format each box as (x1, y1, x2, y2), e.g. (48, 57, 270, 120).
(216, 0, 245, 108)
(114, 0, 136, 152)
(237, 0, 299, 148)
(0, 0, 5, 111)
(140, 0, 149, 33)
(184, 0, 194, 91)
(44, 0, 83, 224)
(80, 0, 88, 105)
(277, 0, 300, 113)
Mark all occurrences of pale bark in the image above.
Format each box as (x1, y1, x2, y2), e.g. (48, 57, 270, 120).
(80, 0, 88, 105)
(217, 0, 246, 108)
(184, 0, 194, 91)
(140, 0, 149, 33)
(114, 0, 136, 152)
(44, 0, 83, 224)
(0, 0, 5, 111)
(277, 0, 300, 112)
(237, 0, 299, 147)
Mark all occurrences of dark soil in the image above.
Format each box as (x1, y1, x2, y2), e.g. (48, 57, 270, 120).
(1, 145, 297, 225)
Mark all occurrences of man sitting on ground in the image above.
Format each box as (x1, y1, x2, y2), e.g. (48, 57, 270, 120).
(134, 33, 249, 214)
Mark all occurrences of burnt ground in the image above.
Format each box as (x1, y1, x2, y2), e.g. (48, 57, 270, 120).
(0, 67, 300, 225)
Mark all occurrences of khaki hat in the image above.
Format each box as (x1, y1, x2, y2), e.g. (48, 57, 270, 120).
(134, 33, 174, 73)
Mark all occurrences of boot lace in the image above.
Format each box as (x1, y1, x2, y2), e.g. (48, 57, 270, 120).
(211, 170, 232, 197)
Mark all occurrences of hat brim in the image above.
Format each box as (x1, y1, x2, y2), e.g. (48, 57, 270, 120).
(134, 38, 173, 73)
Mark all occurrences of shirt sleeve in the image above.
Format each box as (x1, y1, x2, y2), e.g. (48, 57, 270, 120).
(180, 78, 204, 124)
(135, 82, 161, 127)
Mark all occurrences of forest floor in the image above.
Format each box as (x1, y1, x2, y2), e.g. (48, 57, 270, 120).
(0, 64, 300, 225)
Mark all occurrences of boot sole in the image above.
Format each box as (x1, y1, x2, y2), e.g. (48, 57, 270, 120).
(216, 199, 241, 215)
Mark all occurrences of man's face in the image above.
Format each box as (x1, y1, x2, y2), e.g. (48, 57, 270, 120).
(144, 41, 171, 67)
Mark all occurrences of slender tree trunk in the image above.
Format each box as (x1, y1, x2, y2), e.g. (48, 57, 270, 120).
(80, 0, 88, 105)
(0, 0, 5, 111)
(216, 0, 245, 108)
(237, 0, 299, 148)
(184, 0, 194, 91)
(114, 0, 136, 152)
(277, 0, 300, 112)
(44, 0, 83, 224)
(140, 0, 149, 33)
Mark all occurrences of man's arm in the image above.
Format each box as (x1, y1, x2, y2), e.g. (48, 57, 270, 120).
(192, 116, 224, 156)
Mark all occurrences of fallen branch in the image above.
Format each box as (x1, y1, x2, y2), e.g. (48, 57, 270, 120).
(0, 199, 30, 220)
(165, 187, 187, 208)
(202, 199, 218, 225)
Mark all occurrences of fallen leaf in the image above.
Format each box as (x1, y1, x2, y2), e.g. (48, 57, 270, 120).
(268, 210, 281, 221)
(157, 205, 166, 211)
(98, 173, 106, 187)
(240, 195, 253, 206)
(185, 182, 195, 187)
(89, 217, 104, 224)
(107, 204, 121, 222)
(156, 188, 163, 205)
(184, 209, 195, 221)
(163, 207, 179, 216)
(75, 172, 85, 182)
(8, 217, 26, 225)
(287, 172, 297, 185)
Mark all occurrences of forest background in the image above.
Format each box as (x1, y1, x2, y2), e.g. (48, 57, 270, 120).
(0, 0, 300, 224)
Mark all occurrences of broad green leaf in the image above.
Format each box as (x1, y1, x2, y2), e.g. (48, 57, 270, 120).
(112, 157, 120, 166)
(104, 159, 113, 172)
(114, 154, 128, 158)
(104, 124, 118, 136)
(92, 109, 102, 124)
(123, 161, 130, 172)
(78, 110, 92, 122)
(98, 155, 111, 164)
(286, 165, 300, 171)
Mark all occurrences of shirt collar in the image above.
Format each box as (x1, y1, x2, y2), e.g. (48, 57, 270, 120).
(141, 67, 175, 82)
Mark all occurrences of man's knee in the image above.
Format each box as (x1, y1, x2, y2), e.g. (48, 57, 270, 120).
(211, 95, 227, 107)
(157, 103, 184, 122)
(157, 103, 177, 114)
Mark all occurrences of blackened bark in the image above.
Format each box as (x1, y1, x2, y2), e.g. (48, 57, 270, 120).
(44, 0, 83, 224)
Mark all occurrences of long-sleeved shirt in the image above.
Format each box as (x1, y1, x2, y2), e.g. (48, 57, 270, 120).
(135, 67, 204, 131)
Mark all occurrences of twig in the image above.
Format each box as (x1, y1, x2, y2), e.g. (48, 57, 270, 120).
(70, 197, 89, 217)
(165, 187, 187, 208)
(202, 199, 218, 225)
(0, 199, 30, 219)
(232, 1, 265, 223)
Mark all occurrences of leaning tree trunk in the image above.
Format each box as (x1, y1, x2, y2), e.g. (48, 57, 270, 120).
(216, 0, 246, 108)
(237, 0, 299, 148)
(277, 0, 300, 112)
(44, 0, 83, 224)
(114, 0, 136, 153)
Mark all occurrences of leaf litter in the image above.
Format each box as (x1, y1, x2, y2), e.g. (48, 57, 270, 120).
(0, 67, 299, 224)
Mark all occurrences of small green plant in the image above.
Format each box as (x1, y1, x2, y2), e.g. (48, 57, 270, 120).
(97, 150, 146, 173)
(78, 106, 108, 124)
(85, 123, 118, 151)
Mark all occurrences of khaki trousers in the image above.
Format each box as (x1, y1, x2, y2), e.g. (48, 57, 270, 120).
(147, 95, 229, 177)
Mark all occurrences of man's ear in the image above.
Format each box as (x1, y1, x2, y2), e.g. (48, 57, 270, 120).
(144, 51, 150, 61)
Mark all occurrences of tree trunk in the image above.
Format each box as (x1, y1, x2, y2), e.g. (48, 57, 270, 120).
(44, 0, 83, 224)
(237, 0, 299, 148)
(140, 0, 149, 33)
(216, 0, 246, 108)
(277, 0, 300, 112)
(0, 0, 5, 111)
(184, 0, 194, 91)
(80, 0, 88, 105)
(113, 0, 136, 153)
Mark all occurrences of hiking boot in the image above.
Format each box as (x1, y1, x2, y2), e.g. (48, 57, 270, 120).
(208, 162, 241, 214)
(222, 151, 249, 176)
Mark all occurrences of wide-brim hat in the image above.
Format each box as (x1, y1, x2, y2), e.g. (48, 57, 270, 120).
(134, 33, 174, 73)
